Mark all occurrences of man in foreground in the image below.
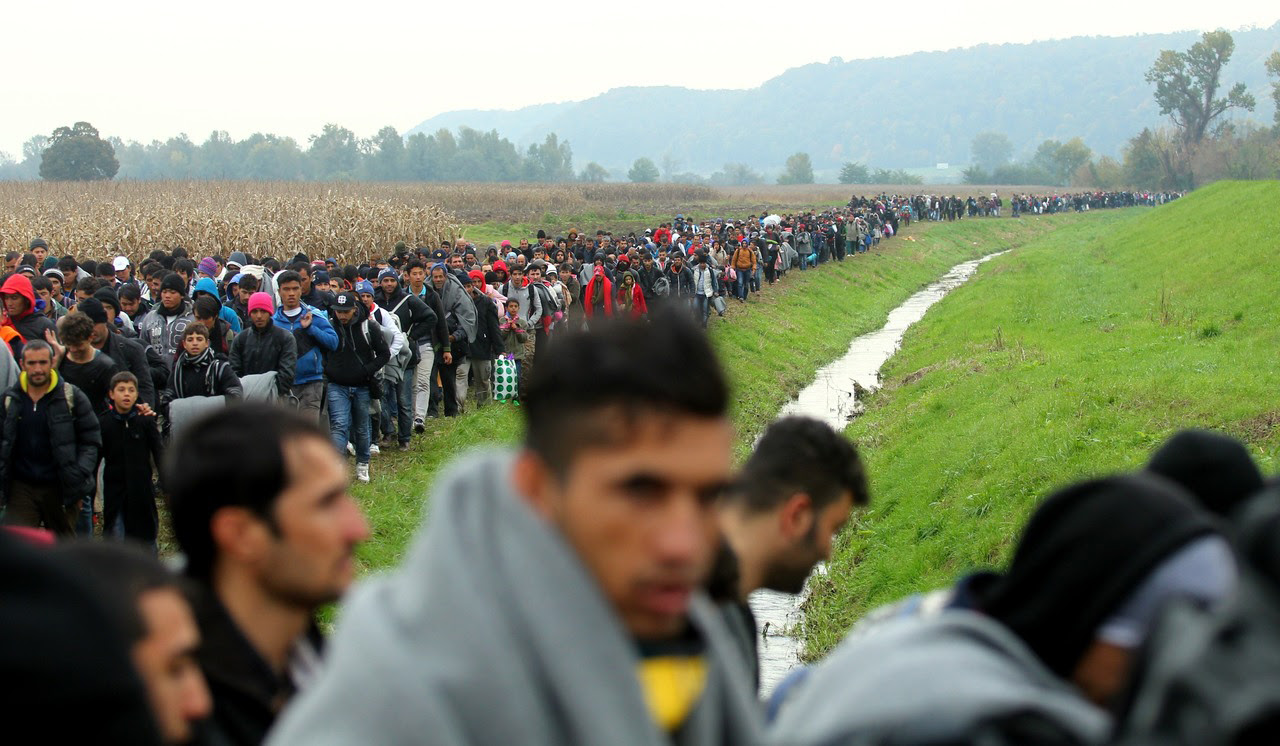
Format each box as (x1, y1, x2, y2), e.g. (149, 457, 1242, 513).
(269, 314, 761, 745)
(712, 416, 869, 690)
(167, 404, 369, 745)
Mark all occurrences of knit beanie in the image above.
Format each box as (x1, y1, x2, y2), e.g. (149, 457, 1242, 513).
(76, 297, 109, 325)
(247, 292, 274, 314)
(973, 473, 1215, 677)
(93, 287, 122, 316)
(160, 273, 186, 295)
(197, 257, 219, 277)
(1147, 429, 1265, 517)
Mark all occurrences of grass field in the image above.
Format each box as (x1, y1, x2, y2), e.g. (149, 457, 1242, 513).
(347, 211, 1092, 574)
(800, 181, 1280, 658)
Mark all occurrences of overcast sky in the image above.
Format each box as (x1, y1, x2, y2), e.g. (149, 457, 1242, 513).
(3, 1, 1277, 158)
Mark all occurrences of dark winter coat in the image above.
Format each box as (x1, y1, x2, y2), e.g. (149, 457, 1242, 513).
(229, 323, 297, 397)
(323, 308, 391, 388)
(97, 407, 163, 543)
(0, 374, 101, 508)
(471, 294, 503, 360)
(374, 287, 437, 364)
(161, 347, 243, 410)
(99, 330, 158, 409)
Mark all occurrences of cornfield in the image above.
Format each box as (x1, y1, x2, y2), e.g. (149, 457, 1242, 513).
(0, 181, 461, 265)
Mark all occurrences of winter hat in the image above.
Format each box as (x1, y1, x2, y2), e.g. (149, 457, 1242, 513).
(160, 273, 186, 295)
(313, 270, 329, 285)
(247, 292, 274, 314)
(41, 257, 58, 272)
(76, 297, 109, 325)
(377, 268, 399, 282)
(227, 251, 248, 268)
(28, 237, 48, 250)
(355, 280, 375, 296)
(42, 268, 64, 282)
(1146, 429, 1265, 517)
(197, 257, 218, 277)
(468, 270, 485, 287)
(492, 260, 508, 273)
(973, 473, 1215, 678)
(92, 287, 121, 316)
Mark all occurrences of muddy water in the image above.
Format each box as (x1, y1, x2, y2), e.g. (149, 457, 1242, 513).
(750, 251, 1009, 696)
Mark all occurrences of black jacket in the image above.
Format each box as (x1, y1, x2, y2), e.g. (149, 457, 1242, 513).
(189, 585, 323, 746)
(229, 323, 297, 397)
(97, 407, 162, 543)
(161, 349, 243, 410)
(323, 310, 390, 387)
(100, 331, 158, 408)
(471, 295, 503, 360)
(375, 287, 438, 364)
(664, 264, 696, 297)
(0, 376, 101, 508)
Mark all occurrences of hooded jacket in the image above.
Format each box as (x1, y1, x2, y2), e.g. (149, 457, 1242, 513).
(768, 610, 1110, 745)
(0, 274, 57, 358)
(229, 321, 297, 397)
(271, 302, 337, 386)
(266, 451, 763, 746)
(583, 270, 614, 318)
(194, 277, 243, 333)
(323, 305, 390, 388)
(0, 372, 101, 508)
(435, 271, 477, 343)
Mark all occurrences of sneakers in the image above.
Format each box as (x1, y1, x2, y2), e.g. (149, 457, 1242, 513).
(399, 443, 411, 452)
(346, 442, 356, 456)
(369, 443, 380, 456)
(355, 463, 370, 483)
(413, 418, 425, 434)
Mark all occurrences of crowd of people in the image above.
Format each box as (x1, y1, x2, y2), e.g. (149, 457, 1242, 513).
(3, 190, 1258, 746)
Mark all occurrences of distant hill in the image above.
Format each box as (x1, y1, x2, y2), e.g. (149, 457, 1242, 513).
(409, 26, 1280, 176)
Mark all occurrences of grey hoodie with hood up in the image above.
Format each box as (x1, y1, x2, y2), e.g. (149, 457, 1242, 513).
(267, 450, 762, 746)
(768, 610, 1110, 745)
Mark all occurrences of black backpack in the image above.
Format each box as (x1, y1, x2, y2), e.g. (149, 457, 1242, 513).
(1113, 488, 1280, 746)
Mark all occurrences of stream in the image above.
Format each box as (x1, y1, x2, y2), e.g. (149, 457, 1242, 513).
(749, 250, 1010, 696)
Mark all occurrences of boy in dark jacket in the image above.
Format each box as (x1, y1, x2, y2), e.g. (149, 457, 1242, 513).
(325, 292, 390, 484)
(98, 371, 163, 547)
(466, 272, 503, 408)
(161, 322, 243, 415)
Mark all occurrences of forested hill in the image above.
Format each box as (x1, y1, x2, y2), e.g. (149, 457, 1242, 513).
(409, 25, 1280, 174)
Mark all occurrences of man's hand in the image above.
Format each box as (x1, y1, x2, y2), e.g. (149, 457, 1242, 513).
(300, 311, 313, 329)
(44, 329, 65, 367)
(443, 351, 453, 365)
(135, 402, 155, 417)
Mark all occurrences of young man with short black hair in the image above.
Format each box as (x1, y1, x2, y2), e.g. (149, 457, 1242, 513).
(324, 291, 389, 484)
(272, 270, 337, 421)
(167, 403, 370, 745)
(269, 313, 761, 745)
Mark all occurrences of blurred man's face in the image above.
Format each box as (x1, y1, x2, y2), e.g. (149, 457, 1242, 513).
(161, 289, 182, 311)
(408, 268, 425, 288)
(333, 308, 355, 325)
(32, 246, 47, 263)
(132, 588, 211, 744)
(430, 268, 447, 290)
(516, 413, 733, 640)
(249, 309, 272, 330)
(244, 435, 370, 606)
(120, 295, 139, 316)
(21, 346, 52, 387)
(277, 281, 301, 310)
(380, 276, 399, 296)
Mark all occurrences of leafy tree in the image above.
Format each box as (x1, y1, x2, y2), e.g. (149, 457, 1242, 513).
(838, 161, 871, 184)
(366, 126, 406, 180)
(1053, 138, 1093, 184)
(869, 167, 923, 185)
(777, 152, 814, 185)
(524, 133, 574, 181)
(1145, 30, 1256, 145)
(1122, 129, 1166, 188)
(709, 163, 763, 186)
(970, 132, 1013, 171)
(1267, 51, 1280, 128)
(39, 122, 119, 181)
(579, 162, 609, 182)
(628, 157, 659, 183)
(308, 124, 361, 179)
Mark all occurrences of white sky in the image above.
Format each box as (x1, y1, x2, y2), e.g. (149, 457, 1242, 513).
(2, 0, 1277, 158)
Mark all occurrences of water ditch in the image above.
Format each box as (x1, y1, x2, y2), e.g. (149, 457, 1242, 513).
(749, 250, 1010, 696)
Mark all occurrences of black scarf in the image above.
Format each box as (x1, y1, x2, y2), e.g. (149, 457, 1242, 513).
(172, 346, 221, 398)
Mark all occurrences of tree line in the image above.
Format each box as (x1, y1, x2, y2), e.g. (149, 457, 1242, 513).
(963, 31, 1280, 189)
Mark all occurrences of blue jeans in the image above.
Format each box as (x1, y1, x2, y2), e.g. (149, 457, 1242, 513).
(327, 384, 371, 464)
(383, 369, 414, 444)
(694, 295, 710, 327)
(735, 273, 749, 301)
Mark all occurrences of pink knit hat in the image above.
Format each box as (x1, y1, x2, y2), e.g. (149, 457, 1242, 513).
(247, 291, 274, 314)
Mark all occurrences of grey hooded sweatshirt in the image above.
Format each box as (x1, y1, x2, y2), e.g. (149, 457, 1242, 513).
(768, 610, 1110, 745)
(267, 450, 762, 746)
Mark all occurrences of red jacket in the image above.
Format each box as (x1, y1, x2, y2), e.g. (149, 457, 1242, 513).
(583, 271, 614, 318)
(616, 283, 647, 319)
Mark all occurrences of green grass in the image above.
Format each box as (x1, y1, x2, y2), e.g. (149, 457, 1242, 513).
(350, 213, 1092, 574)
(801, 181, 1280, 658)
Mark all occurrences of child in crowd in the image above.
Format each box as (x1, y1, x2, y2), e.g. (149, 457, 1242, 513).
(98, 371, 163, 547)
(161, 322, 243, 413)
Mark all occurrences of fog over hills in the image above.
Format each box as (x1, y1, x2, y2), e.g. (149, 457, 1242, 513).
(409, 25, 1279, 175)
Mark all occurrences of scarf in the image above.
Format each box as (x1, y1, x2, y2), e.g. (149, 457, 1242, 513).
(171, 346, 222, 398)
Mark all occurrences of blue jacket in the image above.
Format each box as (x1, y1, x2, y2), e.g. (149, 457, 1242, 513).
(272, 303, 337, 385)
(193, 278, 243, 333)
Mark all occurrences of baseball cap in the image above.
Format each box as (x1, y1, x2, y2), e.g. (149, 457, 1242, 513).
(112, 256, 130, 272)
(332, 292, 356, 311)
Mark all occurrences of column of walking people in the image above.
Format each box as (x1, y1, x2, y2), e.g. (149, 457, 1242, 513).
(0, 186, 1173, 516)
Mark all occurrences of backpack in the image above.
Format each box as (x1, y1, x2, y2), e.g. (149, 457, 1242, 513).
(1114, 489, 1280, 745)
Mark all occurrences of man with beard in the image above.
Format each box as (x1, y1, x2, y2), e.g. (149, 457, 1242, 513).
(712, 416, 869, 690)
(229, 292, 297, 400)
(166, 404, 370, 745)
